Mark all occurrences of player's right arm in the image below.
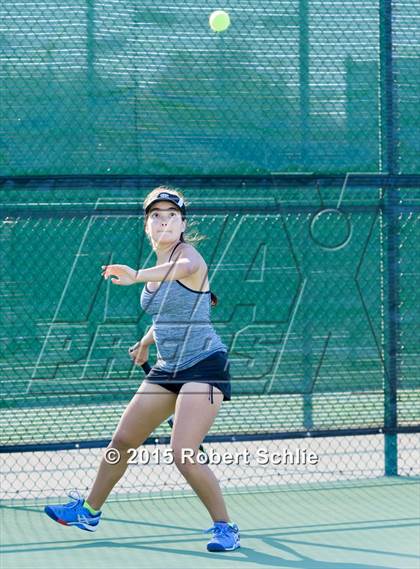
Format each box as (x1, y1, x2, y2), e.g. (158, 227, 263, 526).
(129, 325, 155, 351)
(128, 324, 155, 365)
(140, 324, 155, 347)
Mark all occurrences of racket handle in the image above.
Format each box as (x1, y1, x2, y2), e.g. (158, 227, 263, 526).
(141, 362, 152, 374)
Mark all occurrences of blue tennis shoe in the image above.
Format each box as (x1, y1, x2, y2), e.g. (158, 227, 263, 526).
(44, 491, 101, 532)
(204, 521, 241, 551)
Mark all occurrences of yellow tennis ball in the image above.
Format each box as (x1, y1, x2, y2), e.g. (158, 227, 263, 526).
(209, 10, 231, 33)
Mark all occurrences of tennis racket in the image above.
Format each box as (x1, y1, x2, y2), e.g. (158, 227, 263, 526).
(139, 360, 209, 463)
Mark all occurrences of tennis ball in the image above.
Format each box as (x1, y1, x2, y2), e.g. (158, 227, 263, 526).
(209, 10, 231, 33)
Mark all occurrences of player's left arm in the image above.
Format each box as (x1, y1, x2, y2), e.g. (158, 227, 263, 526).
(135, 245, 201, 283)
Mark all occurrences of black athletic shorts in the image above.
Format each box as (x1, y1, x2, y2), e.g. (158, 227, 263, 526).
(144, 350, 232, 404)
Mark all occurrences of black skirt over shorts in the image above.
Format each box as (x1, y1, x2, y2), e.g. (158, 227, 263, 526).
(144, 350, 232, 404)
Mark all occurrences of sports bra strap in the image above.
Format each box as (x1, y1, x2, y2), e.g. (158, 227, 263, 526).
(168, 241, 183, 262)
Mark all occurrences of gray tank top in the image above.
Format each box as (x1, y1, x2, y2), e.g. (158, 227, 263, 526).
(140, 241, 227, 372)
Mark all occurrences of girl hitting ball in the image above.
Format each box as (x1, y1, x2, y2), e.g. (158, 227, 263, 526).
(44, 187, 240, 552)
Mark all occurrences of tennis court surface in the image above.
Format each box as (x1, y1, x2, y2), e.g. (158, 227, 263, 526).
(1, 478, 419, 569)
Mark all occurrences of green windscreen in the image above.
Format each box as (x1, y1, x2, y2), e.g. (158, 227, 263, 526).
(0, 0, 396, 176)
(1, 184, 419, 449)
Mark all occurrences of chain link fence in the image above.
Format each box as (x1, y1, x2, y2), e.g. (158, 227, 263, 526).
(1, 184, 419, 500)
(0, 0, 419, 175)
(0, 0, 419, 502)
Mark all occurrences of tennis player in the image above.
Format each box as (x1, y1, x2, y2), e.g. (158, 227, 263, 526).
(44, 187, 240, 552)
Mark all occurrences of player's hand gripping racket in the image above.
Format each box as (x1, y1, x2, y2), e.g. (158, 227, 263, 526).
(139, 361, 209, 463)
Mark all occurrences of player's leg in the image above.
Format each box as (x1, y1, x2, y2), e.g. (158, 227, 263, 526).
(86, 380, 177, 509)
(170, 382, 228, 520)
(45, 381, 177, 530)
(170, 382, 240, 551)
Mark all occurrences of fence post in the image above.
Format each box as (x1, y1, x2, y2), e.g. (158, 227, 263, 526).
(380, 0, 399, 476)
(87, 0, 96, 172)
(299, 0, 309, 166)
